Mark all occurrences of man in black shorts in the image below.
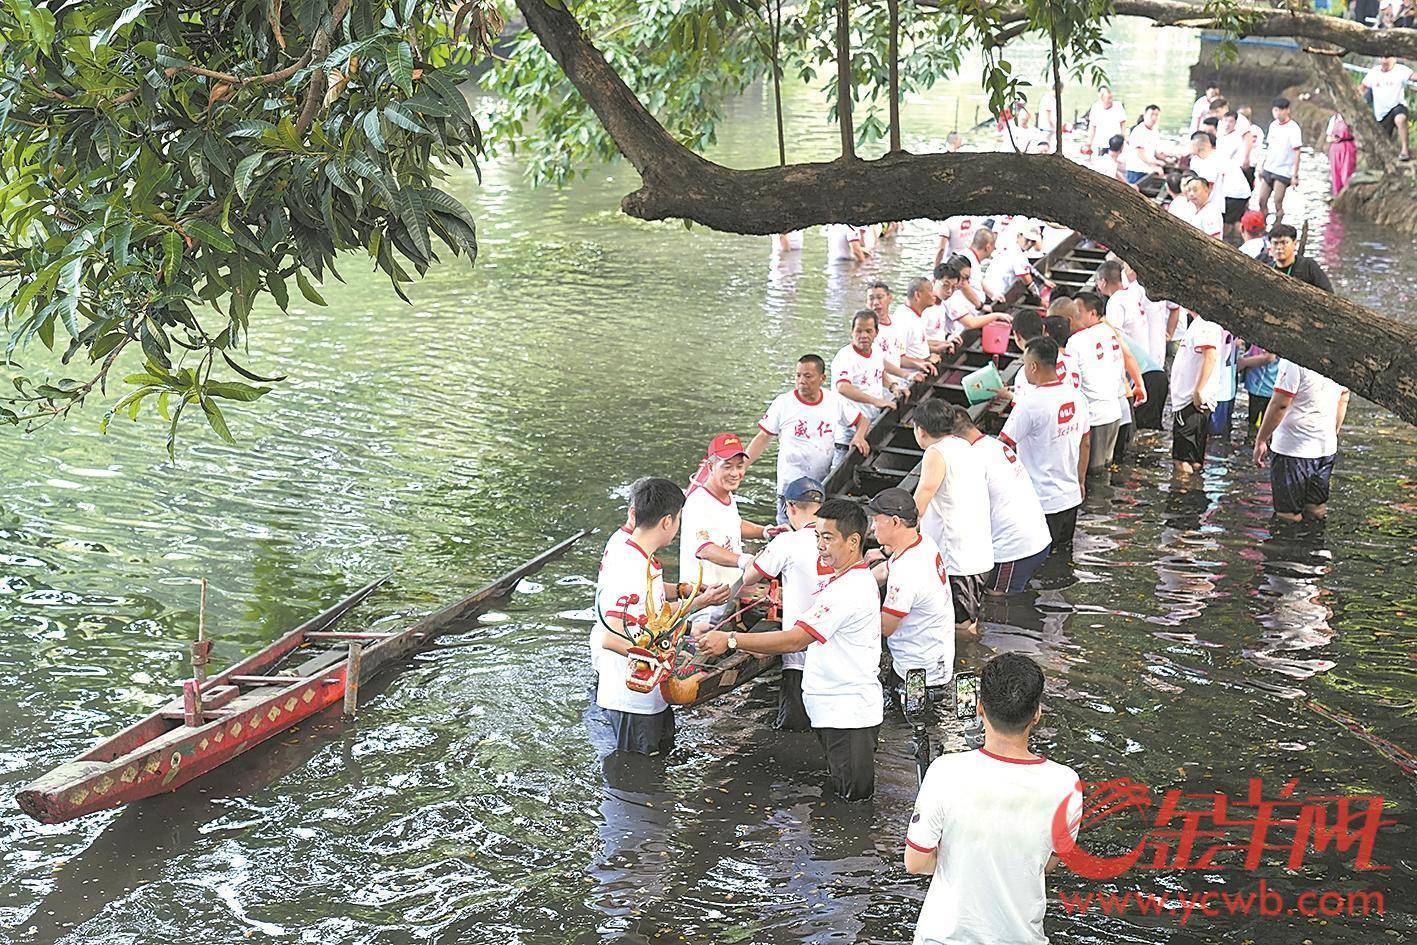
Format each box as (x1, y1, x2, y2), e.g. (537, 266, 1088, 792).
(1360, 57, 1412, 163)
(1167, 314, 1223, 477)
(1254, 360, 1350, 522)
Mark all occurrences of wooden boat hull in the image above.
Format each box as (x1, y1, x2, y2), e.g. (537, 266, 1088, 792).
(18, 532, 587, 824)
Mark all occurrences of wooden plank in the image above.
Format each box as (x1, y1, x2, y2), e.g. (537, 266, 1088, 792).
(304, 631, 400, 641)
(343, 643, 363, 717)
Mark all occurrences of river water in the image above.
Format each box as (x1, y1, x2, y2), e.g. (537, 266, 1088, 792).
(2, 21, 1414, 945)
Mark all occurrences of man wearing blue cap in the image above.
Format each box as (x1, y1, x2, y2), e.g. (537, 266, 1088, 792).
(737, 476, 828, 730)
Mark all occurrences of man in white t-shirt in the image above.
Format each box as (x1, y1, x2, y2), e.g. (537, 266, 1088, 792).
(911, 400, 994, 634)
(1168, 315, 1224, 477)
(1254, 97, 1303, 226)
(737, 476, 827, 730)
(595, 479, 729, 755)
(953, 413, 1053, 595)
(1360, 57, 1413, 162)
(983, 226, 1044, 301)
(934, 215, 984, 267)
(747, 354, 868, 522)
(1088, 133, 1125, 181)
(1084, 86, 1129, 155)
(1254, 361, 1350, 522)
(1189, 83, 1220, 132)
(906, 652, 1082, 945)
(1002, 337, 1091, 552)
(1168, 173, 1224, 239)
(1063, 291, 1128, 472)
(681, 433, 772, 599)
(868, 488, 954, 711)
(824, 222, 867, 263)
(832, 310, 913, 447)
(698, 499, 883, 799)
(887, 278, 946, 372)
(1123, 104, 1170, 186)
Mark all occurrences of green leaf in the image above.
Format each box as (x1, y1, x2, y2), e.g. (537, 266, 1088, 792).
(200, 396, 236, 444)
(184, 219, 235, 253)
(162, 230, 182, 284)
(233, 153, 263, 202)
(387, 41, 414, 97)
(384, 103, 430, 135)
(363, 109, 386, 152)
(295, 269, 327, 306)
(221, 350, 287, 383)
(205, 381, 271, 401)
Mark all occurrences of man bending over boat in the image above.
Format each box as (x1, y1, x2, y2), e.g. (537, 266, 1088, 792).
(697, 499, 883, 800)
(831, 311, 914, 461)
(683, 433, 775, 619)
(596, 478, 730, 755)
(735, 476, 828, 731)
(746, 356, 869, 524)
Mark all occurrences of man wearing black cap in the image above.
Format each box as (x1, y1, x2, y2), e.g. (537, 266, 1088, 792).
(697, 499, 883, 799)
(737, 476, 828, 731)
(868, 489, 954, 704)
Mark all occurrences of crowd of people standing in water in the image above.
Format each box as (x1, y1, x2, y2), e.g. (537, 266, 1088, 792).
(587, 82, 1364, 945)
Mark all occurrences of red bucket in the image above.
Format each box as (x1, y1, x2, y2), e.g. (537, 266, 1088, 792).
(982, 320, 1012, 355)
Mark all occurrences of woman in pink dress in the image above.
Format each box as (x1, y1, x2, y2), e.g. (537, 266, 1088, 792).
(1326, 113, 1357, 194)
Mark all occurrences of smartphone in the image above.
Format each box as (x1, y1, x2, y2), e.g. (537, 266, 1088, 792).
(903, 667, 928, 719)
(954, 672, 979, 720)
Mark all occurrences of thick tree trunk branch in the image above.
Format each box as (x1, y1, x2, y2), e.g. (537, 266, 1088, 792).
(513, 0, 1417, 425)
(914, 0, 1417, 59)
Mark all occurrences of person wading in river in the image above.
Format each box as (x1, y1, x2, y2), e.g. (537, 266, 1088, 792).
(697, 499, 883, 800)
(746, 355, 869, 524)
(595, 478, 730, 755)
(906, 652, 1082, 945)
(1253, 361, 1350, 523)
(1254, 97, 1302, 227)
(734, 476, 828, 731)
(1168, 311, 1224, 477)
(911, 401, 993, 634)
(867, 488, 954, 709)
(1063, 292, 1129, 473)
(1002, 337, 1091, 552)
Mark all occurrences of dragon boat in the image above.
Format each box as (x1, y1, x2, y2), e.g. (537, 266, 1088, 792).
(17, 531, 586, 824)
(660, 230, 1114, 706)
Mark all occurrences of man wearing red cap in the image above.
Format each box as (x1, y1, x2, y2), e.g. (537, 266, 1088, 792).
(1238, 211, 1269, 262)
(681, 433, 773, 606)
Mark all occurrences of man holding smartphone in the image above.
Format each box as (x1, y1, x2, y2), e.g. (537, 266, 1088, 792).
(904, 653, 1082, 944)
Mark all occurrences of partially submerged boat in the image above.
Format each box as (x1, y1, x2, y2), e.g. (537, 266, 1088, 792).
(18, 531, 586, 824)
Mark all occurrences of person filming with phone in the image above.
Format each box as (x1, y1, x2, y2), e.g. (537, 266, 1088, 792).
(904, 653, 1083, 945)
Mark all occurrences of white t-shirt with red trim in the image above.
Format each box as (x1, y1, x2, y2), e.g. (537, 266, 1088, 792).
(1001, 381, 1089, 515)
(907, 748, 1083, 945)
(920, 436, 995, 577)
(940, 216, 983, 257)
(1104, 285, 1148, 359)
(679, 484, 744, 589)
(923, 292, 975, 342)
(752, 523, 829, 671)
(595, 537, 668, 715)
(831, 343, 890, 434)
(1270, 360, 1346, 459)
(758, 389, 862, 492)
(964, 247, 989, 294)
(1013, 350, 1081, 404)
(796, 562, 884, 729)
(972, 436, 1053, 562)
(1087, 100, 1129, 144)
(591, 524, 634, 661)
(1168, 195, 1224, 239)
(1168, 315, 1225, 412)
(882, 533, 954, 686)
(892, 304, 931, 361)
(1063, 321, 1125, 426)
(876, 314, 909, 371)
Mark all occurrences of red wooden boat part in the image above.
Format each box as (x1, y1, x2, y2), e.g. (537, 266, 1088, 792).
(17, 531, 587, 824)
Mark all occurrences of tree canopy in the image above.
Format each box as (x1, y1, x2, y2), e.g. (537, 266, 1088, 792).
(2, 0, 1415, 448)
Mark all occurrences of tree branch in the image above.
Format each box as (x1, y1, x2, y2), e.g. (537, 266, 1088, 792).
(913, 0, 1417, 59)
(836, 0, 856, 160)
(512, 0, 1417, 425)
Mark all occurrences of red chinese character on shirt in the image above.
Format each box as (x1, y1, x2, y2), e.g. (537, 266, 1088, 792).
(793, 420, 809, 438)
(816, 420, 833, 438)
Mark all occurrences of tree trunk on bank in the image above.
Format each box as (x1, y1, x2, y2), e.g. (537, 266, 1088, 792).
(1308, 51, 1395, 175)
(513, 0, 1417, 426)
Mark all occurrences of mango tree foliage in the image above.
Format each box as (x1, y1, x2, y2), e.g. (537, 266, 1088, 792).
(0, 0, 493, 453)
